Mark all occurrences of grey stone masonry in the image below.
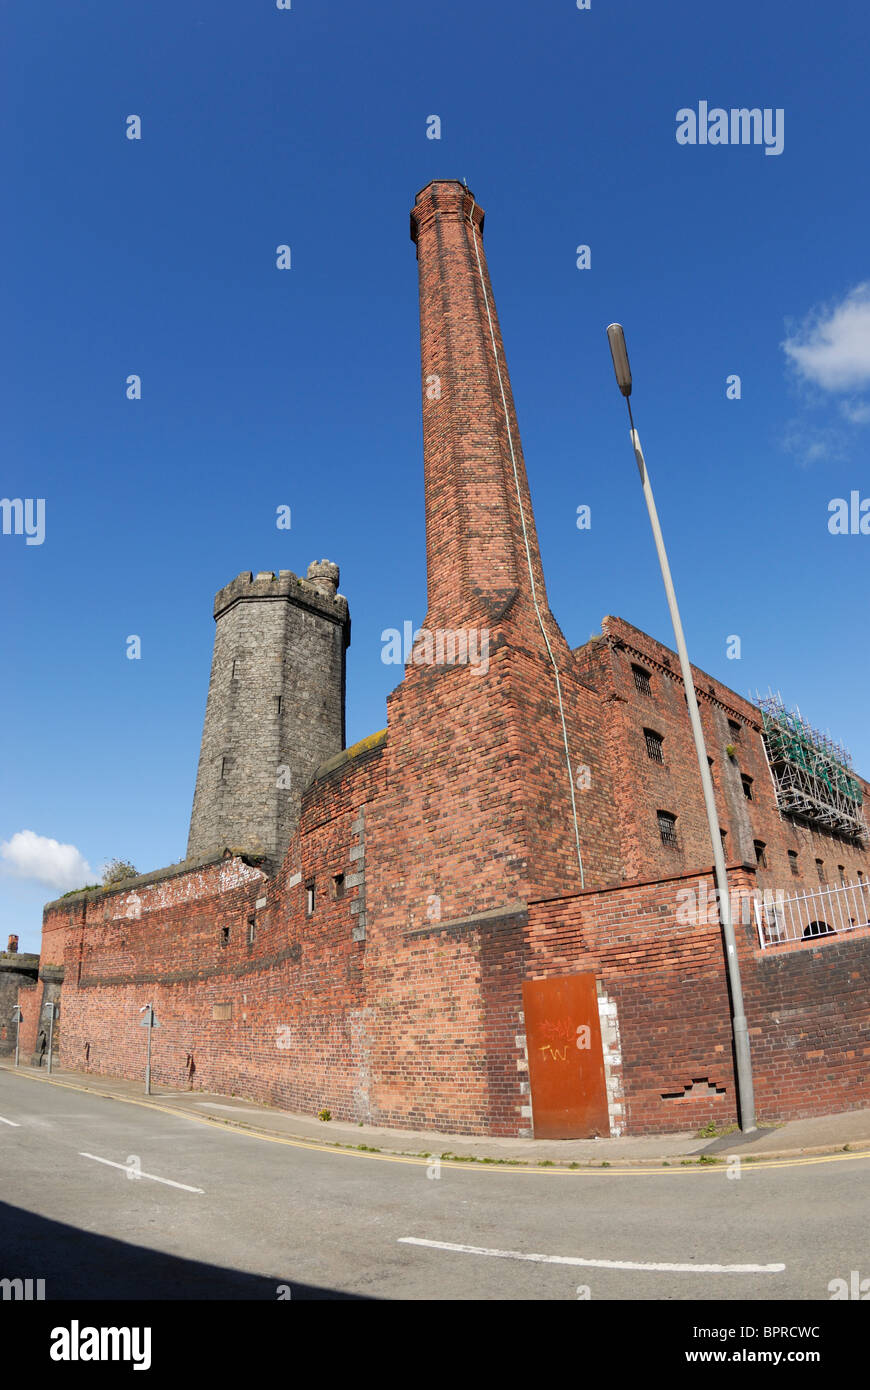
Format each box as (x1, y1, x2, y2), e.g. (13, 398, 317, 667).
(350, 805, 367, 941)
(0, 950, 39, 1058)
(187, 562, 350, 869)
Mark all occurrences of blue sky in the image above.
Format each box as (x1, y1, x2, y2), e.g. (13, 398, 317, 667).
(2, 0, 869, 950)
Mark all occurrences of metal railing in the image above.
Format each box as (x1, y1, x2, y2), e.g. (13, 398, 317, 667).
(754, 877, 870, 949)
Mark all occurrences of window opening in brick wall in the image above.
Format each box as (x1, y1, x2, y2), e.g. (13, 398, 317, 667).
(644, 729, 664, 763)
(657, 811, 678, 846)
(331, 873, 346, 900)
(305, 882, 315, 916)
(276, 695, 282, 716)
(728, 719, 742, 742)
(788, 850, 799, 875)
(754, 840, 767, 868)
(803, 919, 835, 939)
(741, 774, 753, 800)
(632, 664, 652, 697)
(816, 858, 826, 883)
(220, 926, 229, 947)
(838, 865, 847, 884)
(247, 914, 256, 945)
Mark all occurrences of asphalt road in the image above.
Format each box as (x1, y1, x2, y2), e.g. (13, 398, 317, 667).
(0, 1070, 867, 1301)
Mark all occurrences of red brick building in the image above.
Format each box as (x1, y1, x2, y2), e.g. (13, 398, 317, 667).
(19, 180, 870, 1138)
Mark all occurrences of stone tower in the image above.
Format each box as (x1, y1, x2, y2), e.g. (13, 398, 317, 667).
(187, 561, 350, 867)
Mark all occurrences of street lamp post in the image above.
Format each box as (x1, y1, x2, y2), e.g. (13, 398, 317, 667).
(140, 1003, 154, 1095)
(11, 1005, 22, 1068)
(605, 323, 757, 1134)
(43, 1001, 58, 1076)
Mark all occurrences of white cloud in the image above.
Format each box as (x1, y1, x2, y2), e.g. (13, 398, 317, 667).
(840, 399, 870, 424)
(783, 283, 870, 392)
(780, 419, 846, 469)
(0, 830, 95, 891)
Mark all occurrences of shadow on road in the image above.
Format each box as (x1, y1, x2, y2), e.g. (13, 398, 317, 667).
(0, 1200, 371, 1300)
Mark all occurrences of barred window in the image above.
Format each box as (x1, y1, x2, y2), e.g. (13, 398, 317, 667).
(644, 729, 664, 763)
(632, 664, 652, 697)
(754, 840, 767, 868)
(816, 859, 826, 884)
(788, 850, 799, 876)
(728, 719, 742, 742)
(741, 774, 753, 800)
(657, 811, 678, 846)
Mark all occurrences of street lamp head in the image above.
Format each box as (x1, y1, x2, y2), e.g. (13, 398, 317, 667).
(606, 323, 632, 397)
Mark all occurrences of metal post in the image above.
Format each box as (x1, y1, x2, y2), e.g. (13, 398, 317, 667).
(629, 424, 757, 1132)
(46, 1004, 55, 1075)
(145, 1005, 152, 1095)
(13, 1007, 21, 1068)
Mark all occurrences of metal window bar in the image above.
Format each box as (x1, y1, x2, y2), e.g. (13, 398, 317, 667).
(633, 666, 651, 696)
(658, 813, 678, 846)
(645, 730, 664, 762)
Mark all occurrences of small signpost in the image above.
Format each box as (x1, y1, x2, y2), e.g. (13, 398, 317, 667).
(11, 1005, 23, 1068)
(42, 1001, 59, 1074)
(139, 1004, 160, 1095)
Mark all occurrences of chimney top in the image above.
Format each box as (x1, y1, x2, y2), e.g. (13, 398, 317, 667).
(411, 180, 484, 244)
(7, 934, 18, 954)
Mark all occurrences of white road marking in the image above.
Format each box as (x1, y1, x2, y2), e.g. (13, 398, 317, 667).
(0, 1115, 21, 1127)
(399, 1237, 785, 1274)
(79, 1152, 204, 1193)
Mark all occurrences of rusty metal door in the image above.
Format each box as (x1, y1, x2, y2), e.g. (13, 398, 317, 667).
(522, 973, 610, 1139)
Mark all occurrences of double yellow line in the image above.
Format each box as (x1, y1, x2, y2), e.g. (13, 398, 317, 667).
(5, 1067, 868, 1178)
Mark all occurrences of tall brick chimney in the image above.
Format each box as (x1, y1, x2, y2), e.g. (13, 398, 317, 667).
(410, 179, 555, 640)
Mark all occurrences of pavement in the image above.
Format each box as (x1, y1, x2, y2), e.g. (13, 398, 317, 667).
(3, 1059, 868, 1167)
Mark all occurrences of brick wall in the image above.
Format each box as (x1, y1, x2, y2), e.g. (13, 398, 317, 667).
(576, 617, 870, 894)
(528, 864, 870, 1133)
(40, 740, 385, 1121)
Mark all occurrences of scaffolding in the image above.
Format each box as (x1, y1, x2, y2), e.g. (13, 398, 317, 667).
(756, 692, 867, 842)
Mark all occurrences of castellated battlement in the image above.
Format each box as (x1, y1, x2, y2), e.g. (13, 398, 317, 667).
(214, 561, 348, 633)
